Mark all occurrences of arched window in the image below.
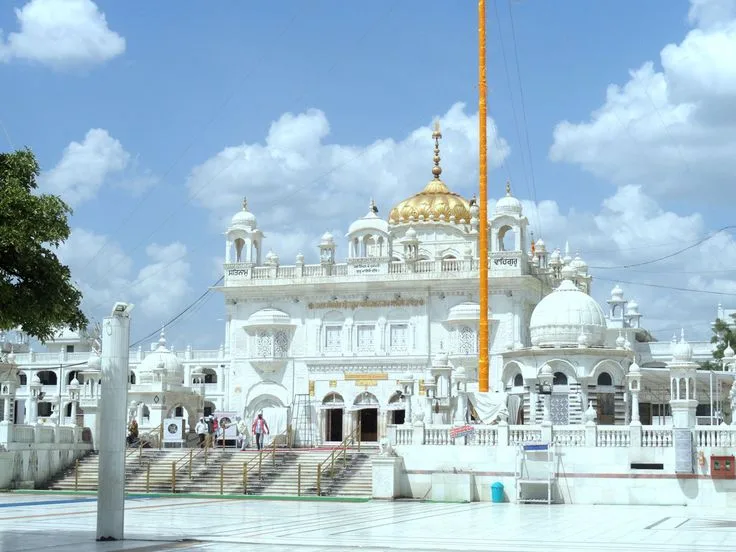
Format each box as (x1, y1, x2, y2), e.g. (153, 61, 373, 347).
(19, 373, 27, 386)
(498, 225, 516, 252)
(203, 368, 217, 384)
(38, 402, 52, 417)
(597, 372, 612, 386)
(37, 370, 57, 385)
(129, 371, 136, 385)
(513, 373, 524, 387)
(553, 372, 568, 386)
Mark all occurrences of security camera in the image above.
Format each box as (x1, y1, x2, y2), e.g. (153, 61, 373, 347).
(111, 302, 135, 317)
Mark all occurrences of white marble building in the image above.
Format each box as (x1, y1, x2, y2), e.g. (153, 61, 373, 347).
(1, 128, 725, 447)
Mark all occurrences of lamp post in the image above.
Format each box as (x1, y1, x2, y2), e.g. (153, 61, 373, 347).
(538, 364, 553, 425)
(627, 360, 642, 426)
(68, 377, 81, 426)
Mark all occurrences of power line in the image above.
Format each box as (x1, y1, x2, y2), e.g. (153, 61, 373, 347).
(595, 276, 736, 297)
(82, 2, 399, 294)
(589, 225, 736, 270)
(506, 0, 540, 236)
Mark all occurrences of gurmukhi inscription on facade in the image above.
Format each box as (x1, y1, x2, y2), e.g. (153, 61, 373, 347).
(308, 298, 425, 310)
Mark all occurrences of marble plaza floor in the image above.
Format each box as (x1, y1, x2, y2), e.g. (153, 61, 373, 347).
(0, 493, 735, 552)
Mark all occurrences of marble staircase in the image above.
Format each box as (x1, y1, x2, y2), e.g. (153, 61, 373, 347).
(45, 446, 376, 497)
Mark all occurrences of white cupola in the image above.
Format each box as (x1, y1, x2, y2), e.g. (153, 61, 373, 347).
(225, 197, 264, 265)
(490, 182, 528, 253)
(347, 198, 390, 259)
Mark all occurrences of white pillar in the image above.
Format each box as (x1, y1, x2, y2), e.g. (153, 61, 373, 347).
(1, 398, 10, 422)
(96, 306, 132, 541)
(70, 400, 78, 426)
(630, 390, 640, 425)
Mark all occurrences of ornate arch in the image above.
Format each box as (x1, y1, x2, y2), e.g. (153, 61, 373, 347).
(590, 359, 626, 385)
(538, 358, 578, 383)
(244, 381, 289, 409)
(501, 360, 526, 387)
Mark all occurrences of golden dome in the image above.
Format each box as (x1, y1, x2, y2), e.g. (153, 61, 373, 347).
(388, 122, 472, 225)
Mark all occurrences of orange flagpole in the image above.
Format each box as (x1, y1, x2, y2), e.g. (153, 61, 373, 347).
(478, 0, 490, 392)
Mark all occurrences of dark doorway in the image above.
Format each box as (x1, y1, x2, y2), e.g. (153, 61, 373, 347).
(597, 393, 615, 425)
(326, 408, 343, 442)
(392, 409, 405, 425)
(359, 408, 378, 442)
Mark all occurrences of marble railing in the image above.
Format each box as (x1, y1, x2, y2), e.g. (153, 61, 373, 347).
(0, 423, 85, 447)
(388, 422, 736, 449)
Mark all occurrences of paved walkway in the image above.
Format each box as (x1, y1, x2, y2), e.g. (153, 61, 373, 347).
(0, 493, 734, 551)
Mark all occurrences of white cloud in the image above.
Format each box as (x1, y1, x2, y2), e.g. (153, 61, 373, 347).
(40, 129, 128, 206)
(549, 0, 736, 199)
(0, 0, 125, 69)
(187, 102, 510, 261)
(57, 229, 192, 325)
(39, 128, 157, 206)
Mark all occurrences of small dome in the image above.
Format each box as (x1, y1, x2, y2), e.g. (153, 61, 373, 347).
(31, 374, 41, 385)
(495, 182, 523, 216)
(137, 330, 184, 384)
(244, 308, 293, 328)
(404, 226, 418, 240)
(320, 231, 334, 244)
(627, 299, 640, 315)
(348, 199, 390, 235)
(571, 253, 588, 273)
(454, 365, 467, 380)
(530, 279, 607, 347)
(446, 302, 480, 324)
(672, 329, 693, 362)
(610, 284, 624, 301)
(535, 239, 546, 252)
(724, 344, 735, 359)
(560, 264, 576, 280)
(629, 361, 641, 374)
(230, 198, 257, 229)
(69, 377, 80, 386)
(616, 332, 626, 349)
(577, 328, 589, 348)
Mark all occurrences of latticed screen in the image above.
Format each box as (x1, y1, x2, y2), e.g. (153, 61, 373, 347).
(390, 324, 408, 352)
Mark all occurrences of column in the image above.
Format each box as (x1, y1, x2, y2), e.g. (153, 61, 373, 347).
(96, 306, 132, 542)
(1, 397, 9, 423)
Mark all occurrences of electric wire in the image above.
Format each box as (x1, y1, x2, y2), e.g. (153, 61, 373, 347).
(82, 1, 400, 295)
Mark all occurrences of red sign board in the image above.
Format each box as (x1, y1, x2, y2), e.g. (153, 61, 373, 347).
(450, 425, 475, 438)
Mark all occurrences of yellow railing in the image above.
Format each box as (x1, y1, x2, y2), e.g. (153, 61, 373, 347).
(316, 421, 361, 495)
(241, 431, 287, 495)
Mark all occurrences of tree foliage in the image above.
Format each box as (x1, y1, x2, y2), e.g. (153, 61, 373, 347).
(0, 148, 88, 342)
(699, 314, 736, 371)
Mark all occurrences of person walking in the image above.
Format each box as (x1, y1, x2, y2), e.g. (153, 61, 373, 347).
(236, 416, 248, 450)
(251, 412, 269, 450)
(195, 417, 207, 447)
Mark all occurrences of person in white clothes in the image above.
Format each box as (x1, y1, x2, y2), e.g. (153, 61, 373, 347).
(195, 417, 208, 448)
(251, 413, 269, 450)
(236, 416, 248, 450)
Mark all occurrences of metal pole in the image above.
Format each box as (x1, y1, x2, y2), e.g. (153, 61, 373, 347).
(74, 459, 79, 491)
(96, 305, 132, 541)
(171, 461, 176, 493)
(146, 463, 150, 493)
(188, 449, 193, 479)
(316, 463, 321, 496)
(220, 463, 224, 495)
(478, 0, 490, 392)
(297, 464, 301, 496)
(243, 462, 247, 494)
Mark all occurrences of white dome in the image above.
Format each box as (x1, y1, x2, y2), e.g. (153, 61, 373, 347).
(495, 184, 523, 216)
(348, 200, 389, 236)
(535, 239, 546, 252)
(530, 279, 607, 347)
(230, 198, 257, 229)
(571, 254, 588, 273)
(138, 331, 184, 384)
(404, 226, 417, 240)
(320, 231, 334, 244)
(629, 361, 641, 374)
(87, 352, 101, 371)
(244, 308, 293, 328)
(627, 299, 640, 315)
(724, 344, 735, 359)
(672, 330, 693, 362)
(446, 302, 480, 324)
(610, 284, 624, 301)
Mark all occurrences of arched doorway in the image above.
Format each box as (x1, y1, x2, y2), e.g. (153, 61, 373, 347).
(387, 392, 405, 424)
(551, 371, 570, 425)
(353, 392, 379, 442)
(245, 394, 288, 445)
(322, 392, 344, 442)
(596, 371, 615, 425)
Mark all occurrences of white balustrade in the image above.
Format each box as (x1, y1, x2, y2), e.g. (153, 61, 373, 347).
(424, 425, 452, 445)
(642, 426, 673, 447)
(509, 425, 542, 445)
(695, 427, 736, 448)
(11, 425, 34, 443)
(597, 427, 631, 447)
(552, 426, 586, 447)
(395, 426, 413, 445)
(471, 426, 498, 446)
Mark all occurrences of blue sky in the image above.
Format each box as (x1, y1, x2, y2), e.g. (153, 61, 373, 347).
(2, 0, 735, 350)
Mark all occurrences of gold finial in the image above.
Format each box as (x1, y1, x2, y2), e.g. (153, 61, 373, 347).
(505, 180, 511, 196)
(431, 120, 443, 180)
(242, 196, 248, 210)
